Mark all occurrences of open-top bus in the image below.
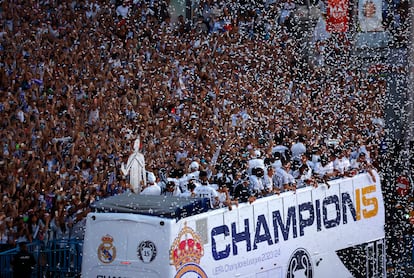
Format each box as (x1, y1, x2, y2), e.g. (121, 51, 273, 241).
(81, 171, 385, 278)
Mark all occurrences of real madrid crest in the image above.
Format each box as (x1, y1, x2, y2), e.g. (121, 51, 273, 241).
(98, 234, 116, 264)
(169, 222, 207, 278)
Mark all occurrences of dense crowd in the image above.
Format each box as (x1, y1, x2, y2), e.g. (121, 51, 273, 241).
(0, 0, 404, 253)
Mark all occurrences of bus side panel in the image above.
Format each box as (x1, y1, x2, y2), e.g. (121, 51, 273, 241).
(81, 213, 175, 278)
(169, 172, 385, 278)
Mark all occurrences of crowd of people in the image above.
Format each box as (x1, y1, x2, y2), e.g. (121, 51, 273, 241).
(0, 0, 402, 254)
(139, 145, 378, 210)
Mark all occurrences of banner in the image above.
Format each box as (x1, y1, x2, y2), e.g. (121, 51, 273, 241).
(396, 175, 410, 196)
(326, 0, 349, 33)
(358, 0, 384, 32)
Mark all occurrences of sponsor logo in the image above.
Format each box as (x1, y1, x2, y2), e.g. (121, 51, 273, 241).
(286, 248, 313, 278)
(137, 240, 157, 263)
(170, 222, 207, 278)
(98, 235, 116, 264)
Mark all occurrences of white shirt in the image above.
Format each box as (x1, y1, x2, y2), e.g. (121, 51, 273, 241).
(248, 158, 265, 175)
(272, 145, 289, 159)
(185, 171, 200, 182)
(262, 174, 274, 192)
(141, 183, 161, 195)
(272, 159, 282, 169)
(292, 165, 312, 180)
(293, 165, 312, 188)
(116, 5, 129, 18)
(291, 142, 306, 159)
(273, 167, 290, 191)
(217, 191, 229, 208)
(194, 185, 218, 208)
(334, 157, 351, 174)
(179, 171, 200, 191)
(179, 191, 195, 198)
(249, 175, 264, 193)
(315, 161, 335, 178)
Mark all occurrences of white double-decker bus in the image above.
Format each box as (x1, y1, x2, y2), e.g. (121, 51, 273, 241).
(81, 171, 385, 278)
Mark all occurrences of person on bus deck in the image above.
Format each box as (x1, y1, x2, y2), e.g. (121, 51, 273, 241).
(193, 170, 219, 209)
(233, 176, 256, 204)
(161, 180, 182, 197)
(291, 134, 307, 160)
(333, 147, 352, 177)
(140, 172, 161, 195)
(247, 149, 265, 175)
(292, 153, 318, 188)
(271, 137, 290, 163)
(273, 159, 296, 193)
(351, 152, 376, 182)
(216, 181, 237, 210)
(167, 168, 186, 193)
(179, 181, 197, 198)
(231, 171, 244, 196)
(249, 166, 266, 197)
(314, 152, 337, 181)
(271, 151, 283, 169)
(179, 161, 200, 191)
(293, 162, 316, 188)
(262, 165, 276, 196)
(188, 161, 201, 180)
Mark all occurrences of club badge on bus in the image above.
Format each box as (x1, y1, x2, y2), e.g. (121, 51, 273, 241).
(98, 235, 116, 264)
(170, 222, 207, 278)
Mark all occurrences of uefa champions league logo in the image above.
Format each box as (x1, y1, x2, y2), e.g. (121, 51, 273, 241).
(286, 248, 313, 278)
(137, 241, 157, 263)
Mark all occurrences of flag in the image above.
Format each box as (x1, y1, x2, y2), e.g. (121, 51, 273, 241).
(396, 175, 410, 196)
(326, 0, 349, 33)
(314, 15, 332, 41)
